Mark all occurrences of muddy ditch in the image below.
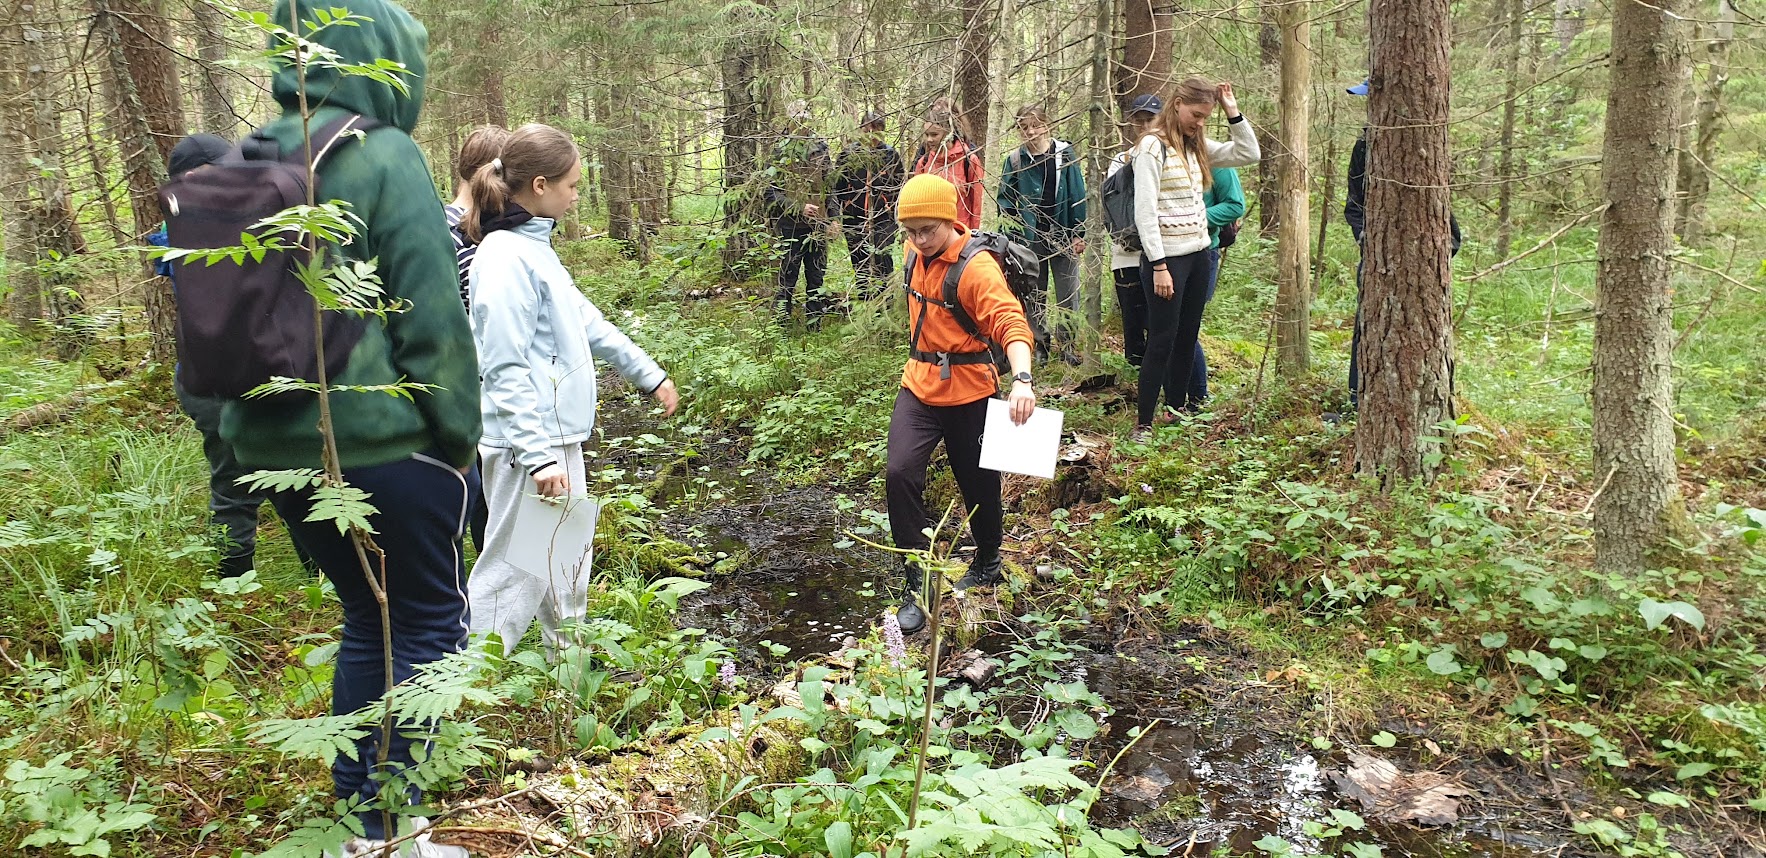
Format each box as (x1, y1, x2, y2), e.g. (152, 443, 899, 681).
(582, 386, 1639, 857)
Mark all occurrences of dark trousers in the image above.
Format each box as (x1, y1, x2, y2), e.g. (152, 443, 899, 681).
(885, 388, 1001, 588)
(1187, 248, 1222, 404)
(775, 223, 830, 321)
(1022, 246, 1081, 359)
(269, 452, 472, 840)
(177, 378, 317, 576)
(1115, 266, 1147, 367)
(844, 215, 896, 299)
(1137, 250, 1217, 425)
(1349, 255, 1365, 409)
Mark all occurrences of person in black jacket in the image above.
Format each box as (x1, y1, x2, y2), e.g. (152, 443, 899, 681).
(833, 111, 905, 298)
(1343, 79, 1462, 412)
(769, 100, 836, 326)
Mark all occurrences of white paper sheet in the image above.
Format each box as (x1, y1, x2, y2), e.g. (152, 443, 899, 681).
(506, 491, 599, 584)
(979, 399, 1064, 479)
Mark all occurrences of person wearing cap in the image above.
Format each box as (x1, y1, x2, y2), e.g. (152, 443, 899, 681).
(1341, 78, 1461, 413)
(768, 100, 837, 326)
(1110, 94, 1163, 366)
(887, 174, 1036, 634)
(833, 110, 905, 298)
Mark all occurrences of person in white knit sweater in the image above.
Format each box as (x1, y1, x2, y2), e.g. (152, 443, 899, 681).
(1129, 78, 1260, 431)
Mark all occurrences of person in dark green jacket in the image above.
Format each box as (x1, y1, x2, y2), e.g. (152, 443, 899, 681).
(998, 105, 1087, 365)
(227, 2, 479, 852)
(1186, 167, 1244, 403)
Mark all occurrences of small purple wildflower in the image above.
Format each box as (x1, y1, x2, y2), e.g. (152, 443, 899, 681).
(718, 660, 737, 690)
(881, 612, 907, 668)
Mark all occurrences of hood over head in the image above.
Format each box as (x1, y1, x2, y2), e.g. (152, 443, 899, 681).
(269, 0, 428, 132)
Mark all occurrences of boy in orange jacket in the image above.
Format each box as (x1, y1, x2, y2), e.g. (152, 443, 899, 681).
(887, 174, 1037, 633)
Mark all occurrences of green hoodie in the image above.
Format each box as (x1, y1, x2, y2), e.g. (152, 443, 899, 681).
(221, 0, 481, 471)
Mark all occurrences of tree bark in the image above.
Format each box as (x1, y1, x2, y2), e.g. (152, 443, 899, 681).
(1256, 11, 1280, 237)
(955, 0, 996, 156)
(718, 1, 777, 279)
(92, 0, 176, 360)
(1551, 0, 1588, 58)
(482, 23, 509, 127)
(190, 0, 236, 137)
(1353, 0, 1457, 488)
(108, 0, 184, 161)
(1673, 0, 1733, 243)
(1118, 0, 1172, 109)
(22, 4, 87, 336)
(1274, 0, 1311, 377)
(1592, 0, 1689, 574)
(2, 28, 45, 332)
(1082, 0, 1113, 334)
(1495, 0, 1523, 258)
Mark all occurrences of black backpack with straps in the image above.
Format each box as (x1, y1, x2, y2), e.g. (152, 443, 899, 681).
(903, 231, 1039, 378)
(158, 114, 381, 398)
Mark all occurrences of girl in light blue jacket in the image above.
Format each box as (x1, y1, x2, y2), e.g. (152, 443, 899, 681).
(461, 123, 679, 654)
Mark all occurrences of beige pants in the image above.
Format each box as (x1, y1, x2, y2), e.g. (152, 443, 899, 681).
(467, 442, 599, 655)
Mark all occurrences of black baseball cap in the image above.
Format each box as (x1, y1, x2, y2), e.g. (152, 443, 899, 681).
(1128, 94, 1163, 116)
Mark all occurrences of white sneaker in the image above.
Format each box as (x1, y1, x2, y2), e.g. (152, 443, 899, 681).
(327, 818, 468, 858)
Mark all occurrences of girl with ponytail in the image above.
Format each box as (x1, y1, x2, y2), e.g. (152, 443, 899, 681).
(464, 122, 681, 655)
(1129, 78, 1260, 431)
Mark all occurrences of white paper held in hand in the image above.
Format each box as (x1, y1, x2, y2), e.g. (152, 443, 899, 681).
(507, 490, 599, 585)
(978, 399, 1063, 479)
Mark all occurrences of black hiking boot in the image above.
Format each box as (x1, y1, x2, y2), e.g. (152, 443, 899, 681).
(896, 591, 927, 635)
(955, 554, 1003, 591)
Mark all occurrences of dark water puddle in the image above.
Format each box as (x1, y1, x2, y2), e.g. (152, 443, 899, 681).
(592, 385, 1566, 857)
(1084, 668, 1553, 855)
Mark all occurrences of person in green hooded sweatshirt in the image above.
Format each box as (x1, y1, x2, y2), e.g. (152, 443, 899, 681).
(225, 2, 479, 854)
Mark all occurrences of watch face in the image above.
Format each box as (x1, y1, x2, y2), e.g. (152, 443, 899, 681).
(1015, 372, 1033, 383)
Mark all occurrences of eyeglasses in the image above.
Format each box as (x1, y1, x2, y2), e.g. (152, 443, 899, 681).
(903, 224, 945, 241)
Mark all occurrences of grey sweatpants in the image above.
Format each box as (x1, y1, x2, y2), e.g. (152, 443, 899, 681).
(466, 443, 599, 655)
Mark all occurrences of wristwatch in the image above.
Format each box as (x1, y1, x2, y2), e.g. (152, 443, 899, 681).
(1013, 371, 1034, 384)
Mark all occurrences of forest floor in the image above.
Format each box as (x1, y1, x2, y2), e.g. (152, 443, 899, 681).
(2, 220, 1764, 857)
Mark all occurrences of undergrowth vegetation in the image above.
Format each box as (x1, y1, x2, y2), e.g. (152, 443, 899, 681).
(1, 201, 1763, 857)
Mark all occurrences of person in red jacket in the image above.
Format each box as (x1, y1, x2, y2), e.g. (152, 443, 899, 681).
(910, 109, 985, 230)
(887, 174, 1035, 633)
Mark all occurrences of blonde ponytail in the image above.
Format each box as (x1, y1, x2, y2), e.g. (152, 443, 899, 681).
(459, 123, 580, 244)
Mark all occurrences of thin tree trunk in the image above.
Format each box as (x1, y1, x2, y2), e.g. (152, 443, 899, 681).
(956, 0, 996, 156)
(1593, 0, 1689, 574)
(191, 0, 235, 137)
(1082, 0, 1113, 334)
(2, 30, 44, 332)
(1274, 0, 1311, 377)
(1673, 0, 1732, 243)
(482, 23, 508, 127)
(1256, 11, 1280, 237)
(22, 4, 87, 334)
(1551, 0, 1588, 59)
(109, 0, 184, 161)
(1353, 0, 1457, 487)
(719, 1, 776, 279)
(1495, 0, 1523, 258)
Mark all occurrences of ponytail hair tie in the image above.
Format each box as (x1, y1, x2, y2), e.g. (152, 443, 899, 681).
(490, 157, 504, 173)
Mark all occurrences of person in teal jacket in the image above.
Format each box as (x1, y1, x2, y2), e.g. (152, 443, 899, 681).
(227, 2, 479, 853)
(1186, 166, 1244, 403)
(997, 105, 1087, 364)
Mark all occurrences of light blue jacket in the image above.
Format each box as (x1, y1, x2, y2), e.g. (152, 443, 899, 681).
(469, 217, 667, 471)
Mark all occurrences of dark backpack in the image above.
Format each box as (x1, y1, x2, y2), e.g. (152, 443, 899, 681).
(1102, 142, 1166, 253)
(902, 231, 1038, 378)
(158, 114, 380, 398)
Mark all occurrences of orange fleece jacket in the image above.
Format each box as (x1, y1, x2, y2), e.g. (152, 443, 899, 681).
(900, 226, 1034, 406)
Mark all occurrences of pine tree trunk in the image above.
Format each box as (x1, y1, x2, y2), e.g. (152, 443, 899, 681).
(599, 82, 637, 251)
(1551, 0, 1588, 58)
(955, 0, 996, 155)
(1495, 0, 1523, 258)
(482, 23, 509, 127)
(191, 0, 235, 137)
(719, 2, 776, 279)
(108, 0, 184, 161)
(1673, 0, 1732, 243)
(1353, 0, 1457, 488)
(92, 0, 177, 361)
(1118, 0, 1172, 107)
(1593, 0, 1689, 574)
(1274, 0, 1311, 377)
(22, 6, 87, 335)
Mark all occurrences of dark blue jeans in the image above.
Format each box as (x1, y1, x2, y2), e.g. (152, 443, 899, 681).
(1187, 248, 1222, 404)
(270, 452, 472, 840)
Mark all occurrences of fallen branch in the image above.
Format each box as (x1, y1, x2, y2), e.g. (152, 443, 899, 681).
(1, 394, 89, 439)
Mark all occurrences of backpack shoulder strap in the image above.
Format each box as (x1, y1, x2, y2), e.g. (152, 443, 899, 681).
(941, 236, 996, 345)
